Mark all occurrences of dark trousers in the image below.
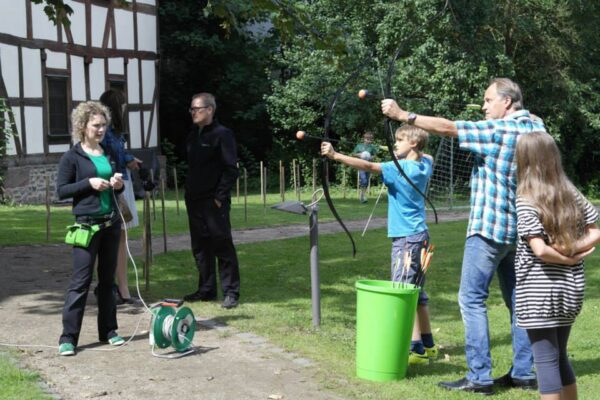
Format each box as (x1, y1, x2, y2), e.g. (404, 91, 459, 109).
(185, 197, 240, 299)
(60, 222, 121, 346)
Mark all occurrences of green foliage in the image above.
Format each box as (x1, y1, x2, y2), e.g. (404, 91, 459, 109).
(262, 0, 600, 187)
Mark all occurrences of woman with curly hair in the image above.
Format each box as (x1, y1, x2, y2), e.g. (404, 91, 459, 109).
(56, 101, 126, 356)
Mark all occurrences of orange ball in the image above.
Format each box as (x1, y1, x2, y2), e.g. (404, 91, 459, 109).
(296, 130, 306, 140)
(358, 89, 369, 99)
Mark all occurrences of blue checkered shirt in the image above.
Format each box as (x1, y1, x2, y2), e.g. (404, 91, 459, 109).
(456, 110, 546, 244)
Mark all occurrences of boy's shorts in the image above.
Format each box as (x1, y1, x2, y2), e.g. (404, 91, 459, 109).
(390, 230, 429, 305)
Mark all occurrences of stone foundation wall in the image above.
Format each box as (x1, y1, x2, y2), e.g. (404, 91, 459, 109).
(3, 155, 63, 204)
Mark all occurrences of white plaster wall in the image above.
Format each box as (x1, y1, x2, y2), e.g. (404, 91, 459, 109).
(114, 9, 134, 50)
(22, 48, 42, 98)
(127, 59, 139, 104)
(24, 106, 44, 154)
(137, 13, 157, 53)
(65, 2, 86, 46)
(108, 58, 124, 75)
(5, 106, 20, 156)
(45, 50, 67, 70)
(70, 55, 86, 101)
(89, 58, 105, 101)
(91, 5, 108, 48)
(31, 4, 58, 41)
(141, 60, 155, 104)
(136, 0, 156, 5)
(49, 144, 70, 153)
(0, 0, 27, 38)
(128, 111, 142, 149)
(0, 45, 20, 98)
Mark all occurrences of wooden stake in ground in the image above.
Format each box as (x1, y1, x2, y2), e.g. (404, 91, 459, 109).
(243, 167, 248, 222)
(160, 177, 167, 253)
(236, 162, 240, 203)
(143, 190, 152, 290)
(279, 160, 285, 202)
(312, 158, 317, 201)
(172, 166, 180, 216)
(342, 167, 346, 199)
(150, 169, 156, 221)
(356, 170, 360, 199)
(292, 159, 298, 200)
(45, 176, 51, 242)
(263, 166, 267, 210)
(260, 161, 264, 204)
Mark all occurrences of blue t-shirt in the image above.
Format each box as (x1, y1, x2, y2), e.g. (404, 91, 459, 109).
(380, 157, 433, 237)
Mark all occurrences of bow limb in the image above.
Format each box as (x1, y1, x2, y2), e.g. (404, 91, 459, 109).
(320, 68, 367, 258)
(382, 1, 450, 225)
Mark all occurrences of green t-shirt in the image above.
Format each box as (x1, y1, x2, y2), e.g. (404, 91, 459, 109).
(352, 143, 379, 158)
(88, 153, 113, 216)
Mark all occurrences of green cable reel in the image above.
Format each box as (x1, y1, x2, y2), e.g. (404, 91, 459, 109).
(150, 303, 196, 352)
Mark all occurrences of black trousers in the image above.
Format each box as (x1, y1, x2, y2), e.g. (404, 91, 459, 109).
(60, 222, 121, 346)
(185, 197, 240, 299)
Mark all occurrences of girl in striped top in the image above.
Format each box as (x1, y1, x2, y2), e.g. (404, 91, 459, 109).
(515, 131, 600, 399)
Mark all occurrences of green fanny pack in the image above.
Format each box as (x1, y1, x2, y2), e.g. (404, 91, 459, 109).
(65, 223, 100, 248)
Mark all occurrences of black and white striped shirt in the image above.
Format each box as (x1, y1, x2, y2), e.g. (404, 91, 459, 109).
(515, 195, 598, 329)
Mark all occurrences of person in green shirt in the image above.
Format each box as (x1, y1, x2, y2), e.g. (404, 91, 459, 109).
(352, 131, 379, 203)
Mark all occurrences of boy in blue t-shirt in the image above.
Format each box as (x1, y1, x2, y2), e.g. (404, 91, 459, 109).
(321, 124, 437, 365)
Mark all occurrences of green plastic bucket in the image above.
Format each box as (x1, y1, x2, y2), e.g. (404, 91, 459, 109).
(355, 279, 419, 381)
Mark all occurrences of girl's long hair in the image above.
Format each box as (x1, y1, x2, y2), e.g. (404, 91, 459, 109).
(516, 131, 583, 255)
(99, 89, 126, 133)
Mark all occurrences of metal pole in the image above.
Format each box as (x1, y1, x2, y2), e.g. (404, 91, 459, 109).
(309, 205, 321, 328)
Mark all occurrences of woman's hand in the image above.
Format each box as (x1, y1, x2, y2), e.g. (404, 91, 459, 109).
(127, 157, 142, 170)
(110, 173, 124, 190)
(89, 177, 111, 191)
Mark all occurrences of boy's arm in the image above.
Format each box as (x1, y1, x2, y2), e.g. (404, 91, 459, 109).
(321, 142, 381, 173)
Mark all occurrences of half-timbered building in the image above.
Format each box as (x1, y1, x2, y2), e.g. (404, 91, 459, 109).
(0, 0, 159, 203)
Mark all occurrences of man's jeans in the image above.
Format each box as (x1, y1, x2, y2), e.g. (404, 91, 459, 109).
(458, 234, 534, 385)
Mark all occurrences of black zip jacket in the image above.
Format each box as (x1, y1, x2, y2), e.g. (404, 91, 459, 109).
(56, 142, 123, 216)
(184, 120, 239, 202)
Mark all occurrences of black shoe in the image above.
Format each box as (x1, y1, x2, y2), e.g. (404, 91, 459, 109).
(438, 377, 495, 395)
(222, 295, 238, 309)
(183, 290, 216, 302)
(494, 373, 538, 390)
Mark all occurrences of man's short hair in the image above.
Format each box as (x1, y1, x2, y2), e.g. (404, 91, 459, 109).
(490, 78, 523, 110)
(191, 92, 217, 111)
(395, 125, 429, 151)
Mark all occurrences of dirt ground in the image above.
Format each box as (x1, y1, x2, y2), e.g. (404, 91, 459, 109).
(0, 213, 466, 400)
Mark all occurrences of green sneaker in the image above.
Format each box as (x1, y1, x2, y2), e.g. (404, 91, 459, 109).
(408, 351, 429, 365)
(425, 345, 438, 359)
(58, 343, 75, 356)
(108, 335, 125, 346)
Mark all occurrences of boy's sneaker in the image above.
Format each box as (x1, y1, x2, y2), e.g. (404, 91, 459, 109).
(108, 335, 125, 346)
(58, 343, 75, 356)
(425, 345, 438, 359)
(408, 351, 429, 365)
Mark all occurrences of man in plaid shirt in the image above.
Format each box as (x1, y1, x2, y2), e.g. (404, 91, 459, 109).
(382, 78, 545, 395)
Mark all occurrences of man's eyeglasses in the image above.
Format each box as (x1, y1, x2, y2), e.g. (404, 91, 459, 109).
(189, 106, 209, 113)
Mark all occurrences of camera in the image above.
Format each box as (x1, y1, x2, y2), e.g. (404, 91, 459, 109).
(138, 167, 156, 192)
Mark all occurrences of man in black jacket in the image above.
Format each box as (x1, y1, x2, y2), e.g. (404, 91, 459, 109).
(183, 92, 240, 309)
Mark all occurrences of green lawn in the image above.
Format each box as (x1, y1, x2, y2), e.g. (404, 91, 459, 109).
(0, 188, 394, 246)
(139, 220, 600, 400)
(0, 351, 52, 400)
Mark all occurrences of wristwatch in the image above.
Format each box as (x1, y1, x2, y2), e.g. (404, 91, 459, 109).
(407, 112, 417, 125)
